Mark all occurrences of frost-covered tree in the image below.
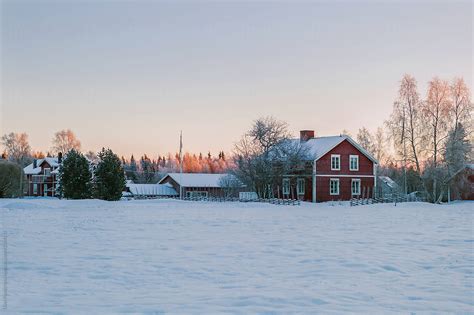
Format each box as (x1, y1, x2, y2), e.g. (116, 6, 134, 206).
(373, 127, 387, 164)
(422, 78, 451, 201)
(445, 124, 471, 176)
(93, 148, 125, 201)
(0, 160, 24, 198)
(449, 77, 472, 135)
(387, 75, 425, 174)
(51, 129, 81, 154)
(232, 117, 307, 197)
(1, 132, 32, 166)
(85, 150, 98, 164)
(356, 127, 375, 155)
(58, 149, 92, 199)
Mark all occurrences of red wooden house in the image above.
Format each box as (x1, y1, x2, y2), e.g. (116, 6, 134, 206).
(281, 130, 378, 202)
(23, 157, 61, 197)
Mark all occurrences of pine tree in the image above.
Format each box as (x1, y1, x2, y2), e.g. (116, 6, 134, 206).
(58, 149, 92, 199)
(94, 148, 125, 201)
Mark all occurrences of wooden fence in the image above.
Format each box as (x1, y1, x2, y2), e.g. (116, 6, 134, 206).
(350, 194, 427, 206)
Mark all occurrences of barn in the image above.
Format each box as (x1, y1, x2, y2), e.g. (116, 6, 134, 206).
(448, 164, 474, 201)
(281, 130, 378, 202)
(124, 181, 178, 199)
(158, 173, 243, 198)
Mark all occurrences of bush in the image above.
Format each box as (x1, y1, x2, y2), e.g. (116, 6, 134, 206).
(94, 148, 125, 201)
(0, 160, 24, 198)
(58, 149, 92, 199)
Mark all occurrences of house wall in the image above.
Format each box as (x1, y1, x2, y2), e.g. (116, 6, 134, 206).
(280, 139, 376, 202)
(316, 140, 374, 176)
(25, 161, 57, 197)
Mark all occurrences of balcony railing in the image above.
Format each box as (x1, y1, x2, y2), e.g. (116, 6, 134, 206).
(31, 175, 53, 183)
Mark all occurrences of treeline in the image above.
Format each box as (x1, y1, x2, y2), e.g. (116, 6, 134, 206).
(122, 151, 234, 183)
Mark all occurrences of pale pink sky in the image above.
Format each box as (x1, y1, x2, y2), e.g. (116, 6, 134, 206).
(1, 1, 472, 158)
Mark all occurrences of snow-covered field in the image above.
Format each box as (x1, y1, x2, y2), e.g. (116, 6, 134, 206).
(0, 198, 472, 313)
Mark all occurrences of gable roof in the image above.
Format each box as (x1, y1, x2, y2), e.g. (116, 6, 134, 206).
(292, 135, 378, 163)
(379, 176, 399, 189)
(23, 157, 60, 175)
(158, 173, 241, 188)
(126, 183, 178, 196)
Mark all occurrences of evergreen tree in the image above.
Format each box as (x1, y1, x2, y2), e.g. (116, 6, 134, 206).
(58, 149, 92, 199)
(445, 123, 471, 175)
(94, 148, 126, 201)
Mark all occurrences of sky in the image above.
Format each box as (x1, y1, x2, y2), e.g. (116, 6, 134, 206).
(1, 0, 472, 158)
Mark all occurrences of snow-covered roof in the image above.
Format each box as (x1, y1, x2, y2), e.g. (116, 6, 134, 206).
(379, 176, 399, 189)
(159, 173, 240, 188)
(126, 183, 178, 196)
(290, 135, 378, 163)
(24, 157, 60, 175)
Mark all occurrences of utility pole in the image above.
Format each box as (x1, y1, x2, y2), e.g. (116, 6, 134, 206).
(179, 131, 183, 200)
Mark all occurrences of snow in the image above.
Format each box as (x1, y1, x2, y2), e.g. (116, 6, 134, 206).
(159, 173, 237, 188)
(0, 199, 472, 313)
(379, 176, 398, 189)
(23, 157, 60, 175)
(289, 135, 377, 163)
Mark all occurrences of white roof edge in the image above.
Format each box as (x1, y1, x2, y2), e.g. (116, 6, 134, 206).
(309, 135, 378, 164)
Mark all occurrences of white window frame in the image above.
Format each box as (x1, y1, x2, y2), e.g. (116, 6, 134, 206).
(44, 168, 51, 176)
(282, 178, 290, 195)
(329, 178, 340, 195)
(331, 154, 341, 171)
(296, 178, 305, 195)
(351, 179, 361, 196)
(349, 155, 359, 171)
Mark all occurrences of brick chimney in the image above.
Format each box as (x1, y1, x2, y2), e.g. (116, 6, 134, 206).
(300, 130, 315, 142)
(58, 152, 63, 164)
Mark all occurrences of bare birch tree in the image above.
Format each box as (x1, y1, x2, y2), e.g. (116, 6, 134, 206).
(1, 132, 31, 166)
(51, 129, 81, 154)
(423, 77, 451, 168)
(356, 127, 375, 155)
(449, 77, 472, 135)
(387, 74, 424, 175)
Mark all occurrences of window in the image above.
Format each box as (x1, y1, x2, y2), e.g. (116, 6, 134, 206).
(186, 191, 208, 198)
(349, 155, 359, 171)
(44, 184, 48, 196)
(331, 154, 341, 170)
(329, 179, 339, 195)
(44, 168, 51, 176)
(297, 178, 305, 195)
(33, 184, 38, 195)
(351, 179, 361, 196)
(282, 178, 290, 195)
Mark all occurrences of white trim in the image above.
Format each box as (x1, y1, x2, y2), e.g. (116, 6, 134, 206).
(282, 178, 290, 195)
(331, 154, 341, 171)
(310, 136, 378, 164)
(351, 179, 361, 196)
(329, 178, 339, 195)
(316, 174, 375, 178)
(349, 155, 359, 171)
(297, 178, 305, 195)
